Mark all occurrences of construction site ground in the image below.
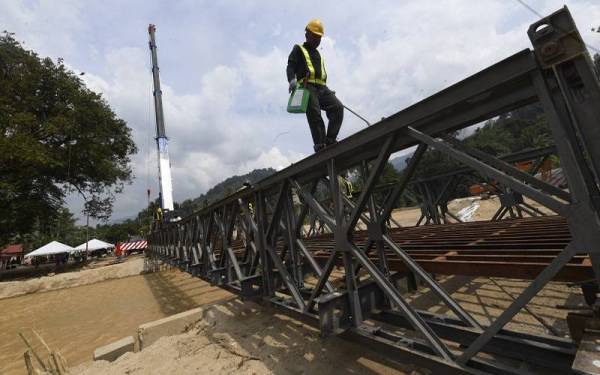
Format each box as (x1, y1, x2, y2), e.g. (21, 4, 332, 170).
(0, 261, 232, 375)
(0, 196, 580, 375)
(69, 299, 417, 375)
(69, 273, 582, 375)
(0, 255, 146, 300)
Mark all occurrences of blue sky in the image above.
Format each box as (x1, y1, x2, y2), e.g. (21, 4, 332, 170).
(2, 0, 600, 223)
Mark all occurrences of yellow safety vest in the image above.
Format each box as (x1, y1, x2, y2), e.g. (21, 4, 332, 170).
(298, 45, 327, 86)
(346, 180, 353, 197)
(338, 176, 353, 198)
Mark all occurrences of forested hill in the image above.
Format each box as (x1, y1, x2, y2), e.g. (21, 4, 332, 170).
(404, 103, 552, 179)
(179, 168, 276, 212)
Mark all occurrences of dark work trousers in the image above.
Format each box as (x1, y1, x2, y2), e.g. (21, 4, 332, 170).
(305, 84, 344, 148)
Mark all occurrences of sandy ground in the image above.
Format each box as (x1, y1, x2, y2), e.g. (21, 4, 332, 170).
(69, 274, 582, 375)
(389, 195, 554, 227)
(303, 194, 553, 231)
(0, 268, 233, 375)
(0, 256, 145, 300)
(70, 300, 418, 375)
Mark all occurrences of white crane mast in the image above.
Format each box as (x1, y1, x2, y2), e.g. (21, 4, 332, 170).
(148, 24, 174, 212)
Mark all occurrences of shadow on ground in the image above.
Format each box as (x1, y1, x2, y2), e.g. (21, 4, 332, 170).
(143, 269, 234, 316)
(405, 274, 584, 337)
(196, 299, 417, 375)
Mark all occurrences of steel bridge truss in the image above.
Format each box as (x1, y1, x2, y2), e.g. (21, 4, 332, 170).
(342, 145, 560, 230)
(148, 7, 600, 374)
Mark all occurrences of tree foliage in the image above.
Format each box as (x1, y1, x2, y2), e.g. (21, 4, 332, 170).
(92, 168, 276, 244)
(95, 208, 152, 244)
(17, 208, 86, 249)
(392, 104, 554, 203)
(0, 32, 137, 245)
(465, 104, 552, 155)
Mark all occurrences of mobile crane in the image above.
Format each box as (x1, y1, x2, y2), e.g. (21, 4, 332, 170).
(148, 24, 175, 221)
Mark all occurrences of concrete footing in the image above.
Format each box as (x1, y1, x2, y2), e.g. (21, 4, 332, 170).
(138, 307, 203, 350)
(93, 336, 135, 362)
(93, 307, 204, 361)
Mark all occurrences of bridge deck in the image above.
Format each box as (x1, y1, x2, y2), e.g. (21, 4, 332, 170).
(225, 216, 590, 282)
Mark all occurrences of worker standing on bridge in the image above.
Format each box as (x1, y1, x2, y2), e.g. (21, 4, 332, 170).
(286, 19, 344, 152)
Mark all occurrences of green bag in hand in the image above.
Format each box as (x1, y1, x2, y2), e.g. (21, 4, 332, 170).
(287, 85, 310, 113)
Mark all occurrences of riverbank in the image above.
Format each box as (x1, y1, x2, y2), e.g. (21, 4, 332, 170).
(0, 268, 233, 375)
(0, 256, 145, 300)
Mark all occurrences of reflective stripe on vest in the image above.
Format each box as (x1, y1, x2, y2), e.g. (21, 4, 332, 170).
(298, 45, 327, 85)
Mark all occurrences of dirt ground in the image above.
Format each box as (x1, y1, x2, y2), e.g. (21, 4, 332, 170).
(0, 267, 233, 375)
(0, 255, 145, 300)
(69, 273, 583, 375)
(390, 195, 554, 227)
(69, 299, 417, 375)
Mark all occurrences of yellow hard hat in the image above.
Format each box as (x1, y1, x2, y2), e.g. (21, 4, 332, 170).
(306, 19, 324, 36)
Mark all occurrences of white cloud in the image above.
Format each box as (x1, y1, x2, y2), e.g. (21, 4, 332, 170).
(70, 42, 303, 221)
(240, 48, 287, 106)
(3, 0, 600, 223)
(1, 0, 85, 61)
(242, 147, 305, 172)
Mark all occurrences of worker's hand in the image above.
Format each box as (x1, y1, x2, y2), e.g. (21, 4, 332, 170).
(288, 78, 297, 93)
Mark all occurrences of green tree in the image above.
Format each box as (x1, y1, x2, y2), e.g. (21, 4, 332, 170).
(95, 219, 140, 244)
(17, 208, 85, 249)
(380, 162, 401, 184)
(0, 32, 137, 244)
(44, 208, 84, 246)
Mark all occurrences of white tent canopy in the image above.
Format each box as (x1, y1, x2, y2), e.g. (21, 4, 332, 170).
(75, 239, 114, 252)
(25, 241, 74, 258)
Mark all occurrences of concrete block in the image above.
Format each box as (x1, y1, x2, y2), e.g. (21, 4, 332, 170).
(93, 336, 135, 362)
(138, 307, 203, 349)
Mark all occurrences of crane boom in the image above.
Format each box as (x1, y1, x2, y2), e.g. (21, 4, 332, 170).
(148, 24, 174, 211)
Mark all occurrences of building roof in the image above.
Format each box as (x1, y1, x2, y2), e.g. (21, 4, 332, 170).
(1, 244, 24, 256)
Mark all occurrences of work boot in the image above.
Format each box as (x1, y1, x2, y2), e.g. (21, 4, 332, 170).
(313, 143, 326, 152)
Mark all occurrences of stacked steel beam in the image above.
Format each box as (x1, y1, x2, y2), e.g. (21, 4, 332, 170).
(302, 216, 592, 281)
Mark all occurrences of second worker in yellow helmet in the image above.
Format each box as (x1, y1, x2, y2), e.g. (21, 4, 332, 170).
(286, 19, 344, 152)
